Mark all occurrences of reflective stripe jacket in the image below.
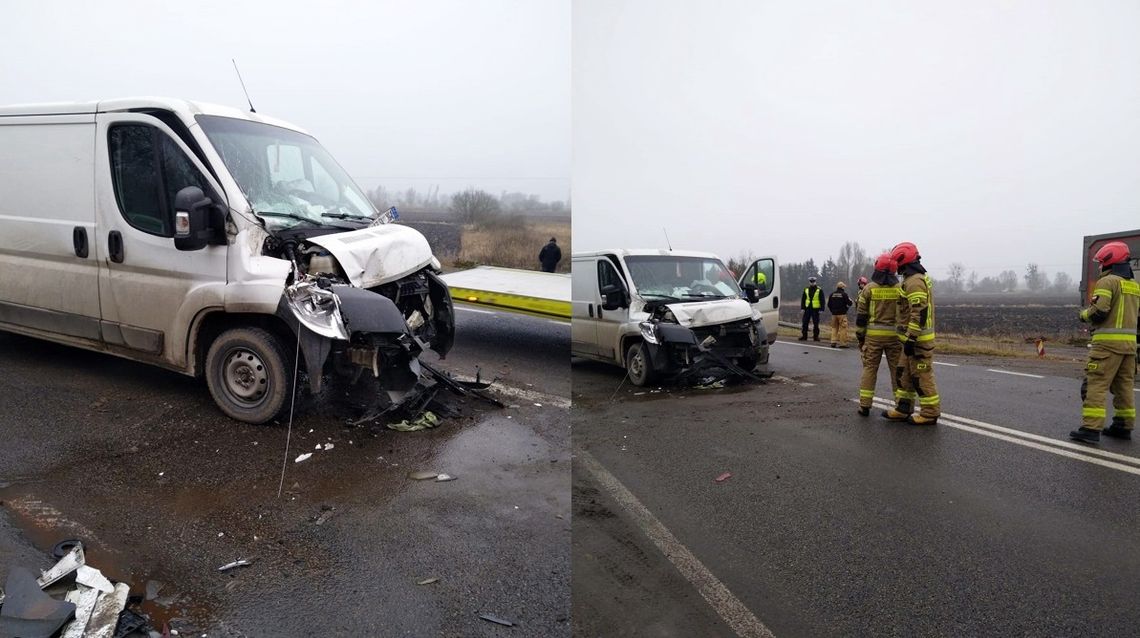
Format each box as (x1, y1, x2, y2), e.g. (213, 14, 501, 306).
(802, 286, 823, 310)
(855, 282, 902, 340)
(900, 273, 935, 344)
(1081, 273, 1139, 355)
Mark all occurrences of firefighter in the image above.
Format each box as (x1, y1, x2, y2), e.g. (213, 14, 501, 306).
(827, 282, 853, 348)
(1070, 241, 1138, 443)
(882, 242, 939, 425)
(855, 254, 905, 416)
(857, 276, 868, 291)
(799, 276, 823, 341)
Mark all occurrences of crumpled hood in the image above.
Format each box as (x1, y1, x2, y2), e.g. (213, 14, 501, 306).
(307, 224, 433, 288)
(664, 298, 753, 327)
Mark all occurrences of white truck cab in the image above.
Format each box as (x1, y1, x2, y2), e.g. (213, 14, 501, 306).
(571, 249, 779, 385)
(0, 97, 455, 423)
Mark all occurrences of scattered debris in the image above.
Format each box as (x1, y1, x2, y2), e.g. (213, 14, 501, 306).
(478, 613, 516, 627)
(322, 443, 335, 451)
(388, 411, 441, 432)
(50, 539, 82, 560)
(112, 608, 148, 638)
(37, 543, 84, 588)
(60, 586, 100, 638)
(407, 470, 439, 481)
(416, 577, 439, 586)
(218, 559, 252, 572)
(84, 582, 129, 638)
(435, 474, 456, 482)
(0, 567, 77, 638)
(295, 452, 313, 463)
(714, 472, 733, 483)
(145, 580, 165, 601)
(76, 565, 114, 593)
(314, 506, 335, 525)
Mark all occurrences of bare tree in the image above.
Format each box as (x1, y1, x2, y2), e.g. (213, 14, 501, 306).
(1024, 263, 1048, 292)
(967, 270, 978, 291)
(836, 242, 868, 283)
(998, 270, 1019, 292)
(1053, 271, 1074, 293)
(450, 188, 502, 225)
(947, 262, 966, 293)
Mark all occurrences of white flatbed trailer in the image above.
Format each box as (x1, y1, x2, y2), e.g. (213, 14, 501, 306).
(441, 266, 570, 320)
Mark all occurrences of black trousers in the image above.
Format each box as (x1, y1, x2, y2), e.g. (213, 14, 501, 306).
(801, 309, 821, 338)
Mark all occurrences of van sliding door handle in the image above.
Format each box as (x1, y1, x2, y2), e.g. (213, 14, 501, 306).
(73, 226, 89, 258)
(108, 230, 124, 263)
(588, 304, 594, 318)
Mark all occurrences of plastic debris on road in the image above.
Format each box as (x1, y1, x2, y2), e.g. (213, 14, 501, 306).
(295, 452, 313, 463)
(218, 559, 252, 572)
(388, 411, 441, 432)
(0, 567, 77, 638)
(416, 577, 439, 586)
(407, 470, 439, 480)
(714, 472, 733, 483)
(478, 613, 516, 627)
(435, 473, 456, 482)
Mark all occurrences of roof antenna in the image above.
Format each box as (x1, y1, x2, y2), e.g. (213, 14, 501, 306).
(232, 59, 256, 113)
(662, 227, 673, 251)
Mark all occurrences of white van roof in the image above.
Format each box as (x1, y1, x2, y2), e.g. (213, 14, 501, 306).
(573, 248, 724, 261)
(0, 97, 309, 135)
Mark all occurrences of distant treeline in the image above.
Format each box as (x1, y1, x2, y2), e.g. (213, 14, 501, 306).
(367, 185, 569, 222)
(728, 242, 1076, 306)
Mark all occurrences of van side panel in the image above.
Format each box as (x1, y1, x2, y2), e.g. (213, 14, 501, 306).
(570, 256, 599, 357)
(0, 115, 103, 339)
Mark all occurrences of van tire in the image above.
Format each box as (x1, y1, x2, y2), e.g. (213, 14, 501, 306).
(625, 341, 655, 387)
(205, 327, 293, 424)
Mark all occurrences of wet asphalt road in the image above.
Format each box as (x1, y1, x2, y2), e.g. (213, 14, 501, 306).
(0, 306, 570, 637)
(573, 340, 1140, 637)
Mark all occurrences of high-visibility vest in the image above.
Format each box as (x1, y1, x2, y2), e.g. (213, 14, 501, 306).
(755, 272, 767, 286)
(804, 287, 822, 309)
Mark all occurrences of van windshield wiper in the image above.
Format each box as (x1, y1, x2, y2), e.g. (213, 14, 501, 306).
(322, 212, 373, 221)
(683, 293, 729, 299)
(255, 211, 356, 231)
(639, 293, 682, 302)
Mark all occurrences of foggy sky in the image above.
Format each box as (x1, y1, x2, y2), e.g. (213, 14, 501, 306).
(573, 0, 1140, 280)
(2, 0, 570, 202)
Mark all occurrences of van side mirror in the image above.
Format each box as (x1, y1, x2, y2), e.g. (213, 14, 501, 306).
(600, 284, 626, 311)
(741, 283, 760, 303)
(174, 186, 221, 251)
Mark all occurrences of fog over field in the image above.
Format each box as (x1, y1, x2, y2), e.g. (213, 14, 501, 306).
(573, 0, 1140, 280)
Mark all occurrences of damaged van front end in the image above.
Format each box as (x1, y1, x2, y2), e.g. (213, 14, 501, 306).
(269, 222, 455, 405)
(637, 298, 770, 384)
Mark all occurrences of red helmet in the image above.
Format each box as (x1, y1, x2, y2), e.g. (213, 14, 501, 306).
(873, 253, 897, 274)
(1094, 241, 1130, 267)
(891, 242, 920, 267)
(857, 276, 869, 286)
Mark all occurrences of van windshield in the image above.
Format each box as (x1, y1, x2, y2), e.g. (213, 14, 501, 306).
(196, 115, 377, 229)
(624, 256, 742, 299)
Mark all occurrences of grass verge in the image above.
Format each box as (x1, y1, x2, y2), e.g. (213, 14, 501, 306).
(441, 220, 570, 273)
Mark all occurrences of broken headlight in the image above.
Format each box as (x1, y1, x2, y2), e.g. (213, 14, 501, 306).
(639, 321, 659, 345)
(285, 279, 350, 340)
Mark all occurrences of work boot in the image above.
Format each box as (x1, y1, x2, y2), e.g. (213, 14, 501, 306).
(830, 343, 838, 348)
(813, 336, 820, 342)
(882, 409, 910, 422)
(857, 406, 870, 417)
(1103, 424, 1133, 440)
(1069, 427, 1101, 444)
(798, 335, 807, 341)
(908, 414, 938, 426)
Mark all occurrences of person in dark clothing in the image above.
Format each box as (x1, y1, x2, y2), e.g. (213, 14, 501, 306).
(827, 282, 854, 347)
(539, 237, 562, 273)
(800, 276, 824, 341)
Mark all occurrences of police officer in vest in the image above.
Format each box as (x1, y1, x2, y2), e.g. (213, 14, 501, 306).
(1070, 241, 1138, 443)
(800, 276, 823, 342)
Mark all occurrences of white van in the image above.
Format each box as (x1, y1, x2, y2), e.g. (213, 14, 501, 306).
(571, 249, 779, 385)
(0, 97, 454, 423)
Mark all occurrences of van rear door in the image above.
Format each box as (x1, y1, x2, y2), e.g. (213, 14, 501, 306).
(0, 113, 103, 342)
(740, 256, 780, 343)
(94, 113, 228, 365)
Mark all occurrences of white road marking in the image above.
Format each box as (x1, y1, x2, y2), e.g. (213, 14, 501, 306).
(934, 362, 959, 367)
(576, 450, 776, 638)
(774, 341, 837, 352)
(986, 368, 1045, 379)
(493, 384, 571, 409)
(456, 306, 496, 315)
(870, 398, 1140, 473)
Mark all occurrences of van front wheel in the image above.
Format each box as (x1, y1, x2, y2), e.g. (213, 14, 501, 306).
(205, 327, 293, 424)
(625, 341, 655, 387)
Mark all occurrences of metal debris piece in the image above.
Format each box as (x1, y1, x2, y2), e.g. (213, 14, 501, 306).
(714, 472, 733, 483)
(60, 585, 100, 638)
(416, 577, 439, 586)
(478, 613, 516, 627)
(218, 559, 252, 572)
(314, 508, 335, 525)
(435, 474, 456, 482)
(407, 470, 439, 481)
(388, 411, 441, 432)
(37, 543, 85, 588)
(51, 539, 83, 560)
(0, 567, 77, 638)
(295, 453, 313, 463)
(112, 608, 149, 638)
(76, 565, 114, 593)
(322, 443, 334, 450)
(85, 582, 130, 638)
